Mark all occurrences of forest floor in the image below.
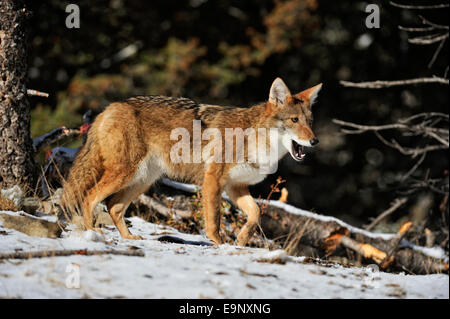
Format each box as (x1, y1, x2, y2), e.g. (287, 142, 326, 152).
(0, 210, 448, 299)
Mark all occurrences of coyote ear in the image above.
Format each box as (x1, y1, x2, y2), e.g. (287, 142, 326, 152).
(295, 83, 322, 107)
(269, 77, 291, 107)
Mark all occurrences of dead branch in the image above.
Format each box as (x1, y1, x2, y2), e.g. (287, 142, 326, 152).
(365, 197, 408, 231)
(0, 248, 144, 260)
(394, 4, 449, 67)
(374, 131, 447, 158)
(400, 153, 426, 182)
(332, 114, 449, 157)
(26, 89, 49, 98)
(425, 228, 436, 247)
(32, 124, 90, 153)
(398, 25, 435, 32)
(390, 1, 450, 10)
(418, 15, 449, 30)
(136, 194, 192, 218)
(340, 236, 391, 264)
(381, 221, 413, 268)
(340, 77, 449, 89)
(408, 33, 448, 45)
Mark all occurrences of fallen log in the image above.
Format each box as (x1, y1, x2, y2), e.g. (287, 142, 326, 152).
(32, 124, 91, 154)
(146, 179, 449, 275)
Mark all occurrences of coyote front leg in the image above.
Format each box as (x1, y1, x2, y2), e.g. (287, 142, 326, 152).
(202, 164, 225, 245)
(226, 184, 260, 246)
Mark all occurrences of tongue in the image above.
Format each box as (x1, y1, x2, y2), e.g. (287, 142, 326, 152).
(295, 145, 302, 158)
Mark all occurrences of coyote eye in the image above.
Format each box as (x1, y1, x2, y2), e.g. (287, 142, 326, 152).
(293, 97, 304, 104)
(291, 117, 299, 123)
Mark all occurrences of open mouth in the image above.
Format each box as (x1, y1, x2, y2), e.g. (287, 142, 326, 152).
(291, 140, 306, 161)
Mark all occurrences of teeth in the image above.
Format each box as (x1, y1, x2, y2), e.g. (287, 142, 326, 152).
(291, 140, 306, 161)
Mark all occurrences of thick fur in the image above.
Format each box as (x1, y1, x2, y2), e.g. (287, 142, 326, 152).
(61, 78, 321, 245)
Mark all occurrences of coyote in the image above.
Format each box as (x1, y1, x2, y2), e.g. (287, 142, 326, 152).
(62, 77, 322, 246)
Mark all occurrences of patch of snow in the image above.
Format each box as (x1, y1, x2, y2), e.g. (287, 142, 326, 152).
(402, 240, 448, 263)
(161, 178, 201, 193)
(67, 230, 106, 243)
(0, 210, 448, 299)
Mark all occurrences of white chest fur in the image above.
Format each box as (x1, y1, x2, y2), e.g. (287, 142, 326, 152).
(227, 130, 289, 185)
(227, 163, 268, 185)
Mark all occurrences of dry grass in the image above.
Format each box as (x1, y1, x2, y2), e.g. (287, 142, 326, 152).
(0, 195, 19, 211)
(282, 218, 312, 256)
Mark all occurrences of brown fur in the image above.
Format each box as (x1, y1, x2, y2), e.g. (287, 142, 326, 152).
(61, 78, 321, 245)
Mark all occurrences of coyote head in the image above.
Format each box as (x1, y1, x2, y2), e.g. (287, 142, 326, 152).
(265, 77, 322, 162)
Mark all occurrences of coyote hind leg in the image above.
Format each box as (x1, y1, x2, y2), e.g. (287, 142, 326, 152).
(106, 184, 151, 240)
(81, 171, 129, 233)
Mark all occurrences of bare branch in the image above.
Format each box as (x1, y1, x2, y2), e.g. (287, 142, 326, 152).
(398, 25, 435, 32)
(390, 1, 450, 10)
(32, 126, 86, 153)
(333, 114, 449, 160)
(418, 15, 449, 30)
(428, 37, 447, 68)
(408, 32, 449, 45)
(332, 117, 449, 147)
(26, 89, 49, 98)
(398, 112, 449, 123)
(365, 198, 408, 231)
(400, 153, 427, 182)
(332, 119, 408, 133)
(340, 77, 449, 89)
(0, 249, 145, 260)
(373, 131, 447, 157)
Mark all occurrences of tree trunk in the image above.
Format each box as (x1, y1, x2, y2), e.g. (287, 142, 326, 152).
(0, 0, 37, 191)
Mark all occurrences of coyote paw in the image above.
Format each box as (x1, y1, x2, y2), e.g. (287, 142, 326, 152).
(206, 231, 223, 246)
(123, 234, 143, 240)
(236, 221, 259, 247)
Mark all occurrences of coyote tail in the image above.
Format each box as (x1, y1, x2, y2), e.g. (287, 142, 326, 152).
(60, 132, 103, 217)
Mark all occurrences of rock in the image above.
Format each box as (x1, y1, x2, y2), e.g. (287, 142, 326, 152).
(69, 209, 114, 230)
(1, 185, 25, 208)
(22, 197, 61, 216)
(22, 197, 41, 214)
(95, 211, 114, 228)
(71, 215, 84, 229)
(49, 188, 63, 204)
(40, 188, 64, 216)
(0, 212, 63, 238)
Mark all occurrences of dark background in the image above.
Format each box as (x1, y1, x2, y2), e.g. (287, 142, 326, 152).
(26, 1, 449, 230)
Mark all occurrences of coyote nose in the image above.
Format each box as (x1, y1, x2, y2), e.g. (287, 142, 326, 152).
(310, 138, 319, 146)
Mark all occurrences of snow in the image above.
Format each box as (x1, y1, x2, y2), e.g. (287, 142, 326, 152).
(0, 210, 448, 299)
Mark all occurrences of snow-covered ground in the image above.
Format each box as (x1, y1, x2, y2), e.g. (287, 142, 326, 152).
(0, 211, 448, 299)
